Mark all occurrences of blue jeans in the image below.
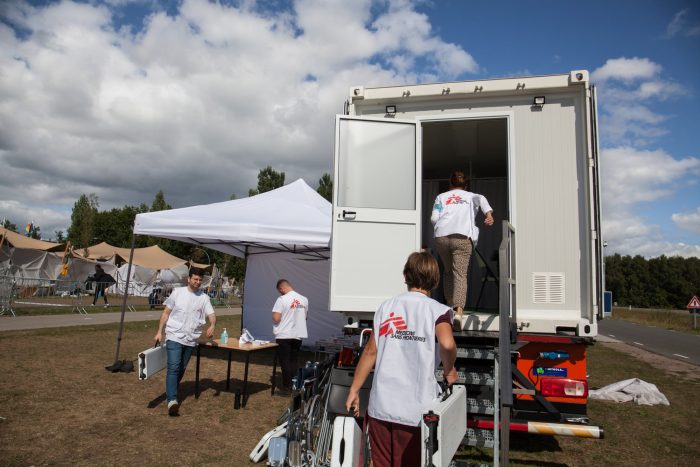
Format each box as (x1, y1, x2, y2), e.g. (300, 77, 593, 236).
(165, 340, 195, 403)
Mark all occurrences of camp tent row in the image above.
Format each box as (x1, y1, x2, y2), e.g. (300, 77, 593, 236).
(130, 179, 342, 346)
(0, 227, 208, 293)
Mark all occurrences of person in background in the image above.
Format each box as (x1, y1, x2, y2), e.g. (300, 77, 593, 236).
(272, 279, 308, 396)
(345, 252, 457, 467)
(90, 264, 113, 307)
(431, 170, 494, 327)
(153, 267, 216, 416)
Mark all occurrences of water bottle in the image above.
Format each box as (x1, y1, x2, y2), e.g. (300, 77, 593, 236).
(221, 328, 228, 345)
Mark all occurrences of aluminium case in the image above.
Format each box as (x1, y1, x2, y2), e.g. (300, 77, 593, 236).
(329, 71, 603, 337)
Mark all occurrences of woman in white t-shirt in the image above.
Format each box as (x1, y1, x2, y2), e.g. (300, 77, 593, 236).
(345, 252, 458, 467)
(431, 170, 494, 325)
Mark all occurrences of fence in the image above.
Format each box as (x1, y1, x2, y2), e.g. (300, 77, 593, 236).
(0, 275, 241, 317)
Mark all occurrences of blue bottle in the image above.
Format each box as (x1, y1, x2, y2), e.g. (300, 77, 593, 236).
(221, 328, 228, 345)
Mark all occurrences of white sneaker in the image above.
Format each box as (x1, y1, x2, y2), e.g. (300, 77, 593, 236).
(104, 305, 109, 309)
(168, 400, 179, 416)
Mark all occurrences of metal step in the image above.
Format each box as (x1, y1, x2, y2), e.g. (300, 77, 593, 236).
(467, 397, 494, 415)
(463, 428, 494, 448)
(456, 347, 495, 360)
(435, 370, 494, 386)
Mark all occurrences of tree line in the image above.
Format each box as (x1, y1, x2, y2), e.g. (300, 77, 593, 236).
(1, 168, 332, 281)
(605, 254, 700, 310)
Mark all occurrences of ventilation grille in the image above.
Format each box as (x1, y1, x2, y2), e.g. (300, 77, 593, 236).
(532, 273, 565, 304)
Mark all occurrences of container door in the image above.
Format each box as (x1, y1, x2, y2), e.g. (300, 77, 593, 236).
(589, 85, 604, 322)
(330, 116, 421, 312)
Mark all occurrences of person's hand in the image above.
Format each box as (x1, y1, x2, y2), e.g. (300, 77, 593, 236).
(154, 331, 162, 346)
(206, 324, 215, 338)
(444, 367, 458, 385)
(484, 214, 494, 226)
(345, 389, 360, 417)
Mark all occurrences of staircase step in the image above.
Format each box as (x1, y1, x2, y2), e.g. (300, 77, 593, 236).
(463, 428, 494, 448)
(467, 397, 495, 415)
(456, 348, 495, 360)
(435, 370, 494, 386)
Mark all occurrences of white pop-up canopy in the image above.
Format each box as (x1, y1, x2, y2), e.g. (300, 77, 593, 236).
(133, 178, 331, 258)
(127, 179, 342, 346)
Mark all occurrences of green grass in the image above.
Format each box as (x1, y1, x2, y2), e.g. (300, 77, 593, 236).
(611, 306, 700, 335)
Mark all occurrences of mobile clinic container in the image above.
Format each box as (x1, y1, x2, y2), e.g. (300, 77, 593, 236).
(329, 71, 604, 460)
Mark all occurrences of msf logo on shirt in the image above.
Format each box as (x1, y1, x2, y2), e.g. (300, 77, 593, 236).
(446, 194, 467, 205)
(290, 299, 305, 311)
(378, 312, 408, 337)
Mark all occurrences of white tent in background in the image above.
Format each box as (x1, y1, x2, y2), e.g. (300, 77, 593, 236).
(131, 179, 342, 345)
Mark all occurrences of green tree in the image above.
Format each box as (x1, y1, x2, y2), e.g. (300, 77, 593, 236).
(248, 166, 285, 196)
(67, 194, 99, 248)
(29, 225, 41, 240)
(1, 218, 17, 232)
(317, 173, 333, 202)
(54, 230, 65, 243)
(151, 190, 172, 212)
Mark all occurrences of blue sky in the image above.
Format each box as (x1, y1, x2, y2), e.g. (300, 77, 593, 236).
(1, 0, 699, 257)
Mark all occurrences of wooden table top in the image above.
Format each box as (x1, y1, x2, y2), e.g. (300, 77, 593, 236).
(199, 338, 279, 352)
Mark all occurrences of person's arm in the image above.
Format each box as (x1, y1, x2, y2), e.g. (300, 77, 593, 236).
(206, 311, 216, 338)
(477, 195, 494, 226)
(345, 337, 377, 417)
(154, 307, 172, 345)
(435, 322, 458, 384)
(430, 196, 442, 225)
(272, 312, 282, 324)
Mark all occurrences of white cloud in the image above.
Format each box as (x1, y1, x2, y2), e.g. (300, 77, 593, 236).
(601, 146, 700, 257)
(0, 0, 478, 237)
(664, 8, 700, 38)
(592, 57, 662, 83)
(672, 207, 700, 234)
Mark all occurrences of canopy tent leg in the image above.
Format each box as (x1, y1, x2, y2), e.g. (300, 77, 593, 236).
(240, 246, 249, 334)
(106, 231, 137, 372)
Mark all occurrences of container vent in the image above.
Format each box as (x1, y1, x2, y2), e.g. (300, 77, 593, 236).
(532, 273, 565, 304)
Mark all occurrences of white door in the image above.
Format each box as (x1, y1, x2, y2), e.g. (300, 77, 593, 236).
(330, 116, 421, 312)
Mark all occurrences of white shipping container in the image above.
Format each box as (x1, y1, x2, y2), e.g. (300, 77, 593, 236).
(329, 71, 603, 337)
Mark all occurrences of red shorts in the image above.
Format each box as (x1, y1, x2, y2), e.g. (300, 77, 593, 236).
(367, 415, 421, 467)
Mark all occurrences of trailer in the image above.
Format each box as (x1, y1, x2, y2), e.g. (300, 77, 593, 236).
(328, 71, 604, 464)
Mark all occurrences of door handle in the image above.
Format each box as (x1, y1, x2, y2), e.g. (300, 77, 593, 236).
(342, 210, 356, 220)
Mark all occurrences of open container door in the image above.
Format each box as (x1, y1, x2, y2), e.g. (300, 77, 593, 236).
(330, 116, 421, 314)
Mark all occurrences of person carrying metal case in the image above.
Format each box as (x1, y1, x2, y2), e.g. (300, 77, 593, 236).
(153, 267, 216, 416)
(345, 252, 458, 467)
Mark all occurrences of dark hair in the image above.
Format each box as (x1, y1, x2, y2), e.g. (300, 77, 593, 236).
(189, 267, 205, 278)
(95, 264, 103, 271)
(276, 279, 290, 289)
(403, 252, 440, 291)
(449, 171, 468, 190)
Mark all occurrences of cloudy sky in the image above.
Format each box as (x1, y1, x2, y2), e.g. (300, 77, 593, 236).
(1, 0, 699, 258)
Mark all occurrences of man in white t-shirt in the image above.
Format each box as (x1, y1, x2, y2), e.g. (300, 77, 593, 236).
(271, 279, 308, 394)
(154, 267, 216, 416)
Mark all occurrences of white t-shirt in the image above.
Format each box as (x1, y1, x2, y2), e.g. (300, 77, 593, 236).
(430, 189, 493, 242)
(368, 291, 452, 426)
(272, 290, 308, 340)
(163, 286, 215, 347)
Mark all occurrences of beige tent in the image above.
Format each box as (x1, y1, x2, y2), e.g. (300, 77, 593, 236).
(0, 227, 65, 252)
(73, 242, 197, 270)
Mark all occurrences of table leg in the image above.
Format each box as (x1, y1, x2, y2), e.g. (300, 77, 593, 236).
(271, 350, 277, 396)
(195, 345, 201, 399)
(242, 352, 251, 407)
(226, 350, 232, 391)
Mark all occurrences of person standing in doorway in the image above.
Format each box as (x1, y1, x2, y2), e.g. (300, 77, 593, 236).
(154, 267, 216, 416)
(272, 279, 308, 395)
(431, 170, 494, 328)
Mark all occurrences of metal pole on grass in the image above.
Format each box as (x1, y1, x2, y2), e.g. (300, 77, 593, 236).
(110, 230, 137, 369)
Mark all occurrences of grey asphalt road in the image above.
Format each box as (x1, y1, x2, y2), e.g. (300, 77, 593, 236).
(598, 318, 700, 366)
(0, 306, 241, 332)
